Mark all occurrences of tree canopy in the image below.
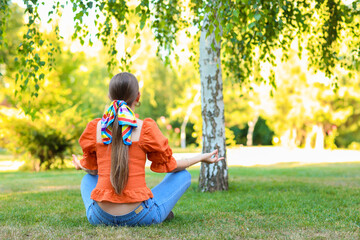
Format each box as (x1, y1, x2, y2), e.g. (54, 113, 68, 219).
(1, 0, 360, 190)
(1, 0, 359, 110)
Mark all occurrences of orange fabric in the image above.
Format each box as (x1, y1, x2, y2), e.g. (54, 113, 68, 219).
(79, 118, 177, 203)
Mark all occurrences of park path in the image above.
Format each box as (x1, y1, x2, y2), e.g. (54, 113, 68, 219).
(1, 147, 360, 171)
(159, 146, 360, 167)
(0, 160, 25, 171)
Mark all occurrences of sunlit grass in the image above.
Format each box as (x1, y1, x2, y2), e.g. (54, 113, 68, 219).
(1, 163, 360, 239)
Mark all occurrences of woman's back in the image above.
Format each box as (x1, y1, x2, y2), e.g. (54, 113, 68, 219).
(79, 117, 177, 214)
(73, 72, 223, 226)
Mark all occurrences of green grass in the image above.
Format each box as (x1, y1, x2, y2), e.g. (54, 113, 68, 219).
(1, 163, 360, 239)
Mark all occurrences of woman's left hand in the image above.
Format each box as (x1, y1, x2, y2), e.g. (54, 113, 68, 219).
(72, 154, 82, 170)
(201, 149, 224, 164)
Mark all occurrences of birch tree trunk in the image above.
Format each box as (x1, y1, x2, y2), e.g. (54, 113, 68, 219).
(314, 124, 324, 150)
(246, 115, 259, 146)
(198, 13, 228, 192)
(305, 125, 316, 149)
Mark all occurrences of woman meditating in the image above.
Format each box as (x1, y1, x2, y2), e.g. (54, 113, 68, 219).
(72, 72, 223, 226)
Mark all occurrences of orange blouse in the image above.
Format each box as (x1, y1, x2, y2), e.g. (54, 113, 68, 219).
(79, 118, 177, 203)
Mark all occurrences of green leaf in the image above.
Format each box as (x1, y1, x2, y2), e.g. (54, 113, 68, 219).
(140, 20, 146, 30)
(211, 42, 215, 51)
(248, 22, 256, 29)
(215, 34, 221, 43)
(207, 24, 214, 37)
(254, 12, 261, 21)
(233, 9, 239, 18)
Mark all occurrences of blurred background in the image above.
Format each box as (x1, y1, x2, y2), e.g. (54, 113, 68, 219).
(1, 2, 360, 171)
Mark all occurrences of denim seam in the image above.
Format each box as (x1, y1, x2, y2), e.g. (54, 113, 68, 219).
(93, 204, 112, 224)
(155, 203, 162, 223)
(92, 206, 105, 225)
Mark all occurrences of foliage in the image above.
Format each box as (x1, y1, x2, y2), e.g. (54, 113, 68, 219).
(0, 1, 359, 173)
(252, 117, 275, 145)
(0, 2, 23, 71)
(0, 107, 88, 170)
(225, 127, 236, 146)
(333, 71, 360, 148)
(348, 142, 360, 150)
(136, 58, 180, 120)
(263, 51, 360, 148)
(154, 116, 198, 148)
(0, 0, 11, 64)
(0, 3, 24, 104)
(1, 0, 359, 108)
(0, 3, 113, 169)
(229, 117, 274, 146)
(1, 164, 360, 238)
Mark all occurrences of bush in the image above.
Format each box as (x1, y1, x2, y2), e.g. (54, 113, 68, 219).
(230, 117, 274, 146)
(0, 106, 89, 170)
(348, 142, 360, 150)
(253, 117, 274, 145)
(335, 129, 360, 149)
(17, 123, 70, 169)
(225, 127, 237, 146)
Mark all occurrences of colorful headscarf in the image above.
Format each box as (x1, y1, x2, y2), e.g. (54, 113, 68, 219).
(101, 100, 137, 145)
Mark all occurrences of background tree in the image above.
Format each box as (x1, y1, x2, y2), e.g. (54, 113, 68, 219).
(1, 0, 359, 190)
(263, 49, 360, 150)
(0, 3, 111, 169)
(0, 2, 201, 169)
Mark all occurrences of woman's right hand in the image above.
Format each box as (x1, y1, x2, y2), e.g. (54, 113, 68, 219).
(72, 154, 82, 170)
(201, 149, 224, 164)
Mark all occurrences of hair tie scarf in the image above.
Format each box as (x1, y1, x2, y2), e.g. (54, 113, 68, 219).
(101, 100, 137, 145)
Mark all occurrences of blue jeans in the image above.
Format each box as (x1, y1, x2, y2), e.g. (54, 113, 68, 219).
(80, 170, 191, 226)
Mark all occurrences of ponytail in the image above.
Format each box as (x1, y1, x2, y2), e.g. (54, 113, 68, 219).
(110, 115, 129, 194)
(103, 72, 139, 194)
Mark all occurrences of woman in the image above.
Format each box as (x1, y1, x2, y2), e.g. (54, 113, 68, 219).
(72, 72, 223, 226)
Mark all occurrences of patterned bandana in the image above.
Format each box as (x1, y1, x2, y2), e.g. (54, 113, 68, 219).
(101, 100, 137, 145)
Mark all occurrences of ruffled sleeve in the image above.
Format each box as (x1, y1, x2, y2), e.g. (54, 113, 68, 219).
(139, 118, 177, 173)
(79, 119, 99, 170)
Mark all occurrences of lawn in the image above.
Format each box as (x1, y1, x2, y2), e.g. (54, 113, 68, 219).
(1, 163, 360, 239)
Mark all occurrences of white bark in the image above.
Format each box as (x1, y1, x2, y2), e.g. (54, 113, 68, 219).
(314, 124, 324, 150)
(246, 115, 259, 146)
(198, 12, 228, 192)
(305, 124, 324, 149)
(280, 128, 297, 148)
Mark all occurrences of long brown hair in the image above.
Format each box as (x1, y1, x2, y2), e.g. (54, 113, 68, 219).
(108, 72, 139, 194)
